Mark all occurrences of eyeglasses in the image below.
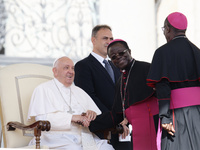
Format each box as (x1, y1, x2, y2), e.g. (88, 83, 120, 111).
(110, 49, 129, 60)
(161, 26, 166, 32)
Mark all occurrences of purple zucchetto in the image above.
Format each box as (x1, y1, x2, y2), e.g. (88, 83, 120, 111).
(107, 39, 127, 49)
(167, 12, 187, 30)
(108, 39, 125, 46)
(107, 39, 130, 54)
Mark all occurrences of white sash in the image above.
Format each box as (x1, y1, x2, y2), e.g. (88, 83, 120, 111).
(81, 127, 98, 150)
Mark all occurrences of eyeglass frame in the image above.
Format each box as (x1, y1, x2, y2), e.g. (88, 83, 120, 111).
(109, 49, 129, 60)
(161, 25, 167, 32)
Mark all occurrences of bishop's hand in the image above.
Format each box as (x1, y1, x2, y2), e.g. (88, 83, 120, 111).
(85, 110, 97, 121)
(162, 122, 175, 136)
(120, 118, 130, 139)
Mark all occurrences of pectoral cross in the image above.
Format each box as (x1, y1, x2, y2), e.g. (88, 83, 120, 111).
(67, 107, 75, 114)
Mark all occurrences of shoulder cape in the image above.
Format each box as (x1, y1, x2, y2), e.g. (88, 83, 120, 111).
(147, 38, 200, 87)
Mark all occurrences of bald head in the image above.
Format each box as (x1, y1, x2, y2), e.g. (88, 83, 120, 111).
(53, 56, 72, 68)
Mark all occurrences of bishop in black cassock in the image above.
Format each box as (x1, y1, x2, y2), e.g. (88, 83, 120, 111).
(147, 12, 200, 150)
(89, 39, 159, 150)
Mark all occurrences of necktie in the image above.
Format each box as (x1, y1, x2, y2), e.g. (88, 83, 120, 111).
(103, 59, 115, 83)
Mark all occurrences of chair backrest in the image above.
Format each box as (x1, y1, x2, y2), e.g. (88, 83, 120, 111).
(0, 63, 53, 148)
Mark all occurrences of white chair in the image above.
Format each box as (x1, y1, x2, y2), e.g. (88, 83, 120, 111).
(0, 63, 53, 149)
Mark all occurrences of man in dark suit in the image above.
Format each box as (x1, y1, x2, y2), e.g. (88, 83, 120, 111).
(74, 25, 132, 150)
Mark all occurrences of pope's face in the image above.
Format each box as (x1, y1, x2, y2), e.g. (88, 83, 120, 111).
(53, 57, 74, 87)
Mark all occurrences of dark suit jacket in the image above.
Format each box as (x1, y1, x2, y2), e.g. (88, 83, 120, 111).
(74, 54, 121, 112)
(75, 54, 132, 150)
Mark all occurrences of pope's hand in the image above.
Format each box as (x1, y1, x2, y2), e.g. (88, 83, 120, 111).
(72, 115, 90, 127)
(81, 116, 90, 127)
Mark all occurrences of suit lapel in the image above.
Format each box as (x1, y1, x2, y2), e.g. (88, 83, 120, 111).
(88, 54, 115, 84)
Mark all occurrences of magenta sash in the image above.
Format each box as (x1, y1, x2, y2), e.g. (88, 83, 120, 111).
(125, 96, 159, 150)
(170, 87, 200, 109)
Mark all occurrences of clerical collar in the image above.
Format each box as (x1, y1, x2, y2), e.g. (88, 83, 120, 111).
(172, 35, 186, 40)
(122, 59, 135, 72)
(54, 78, 71, 90)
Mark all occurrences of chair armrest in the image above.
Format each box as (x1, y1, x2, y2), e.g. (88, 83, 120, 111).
(7, 121, 51, 149)
(7, 121, 51, 131)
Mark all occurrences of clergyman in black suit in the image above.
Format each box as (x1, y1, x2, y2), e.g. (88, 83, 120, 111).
(74, 24, 132, 150)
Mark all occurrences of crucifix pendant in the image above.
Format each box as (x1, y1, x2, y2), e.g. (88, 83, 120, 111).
(67, 107, 75, 114)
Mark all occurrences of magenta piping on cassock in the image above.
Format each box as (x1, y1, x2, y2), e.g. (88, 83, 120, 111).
(157, 86, 200, 150)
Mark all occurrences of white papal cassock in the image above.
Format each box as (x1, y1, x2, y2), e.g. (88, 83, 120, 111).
(27, 78, 114, 150)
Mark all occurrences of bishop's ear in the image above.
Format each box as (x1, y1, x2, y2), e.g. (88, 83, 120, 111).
(128, 49, 131, 55)
(165, 25, 171, 33)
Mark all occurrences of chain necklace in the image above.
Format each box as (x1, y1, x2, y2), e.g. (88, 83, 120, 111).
(53, 79, 75, 114)
(120, 59, 135, 119)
